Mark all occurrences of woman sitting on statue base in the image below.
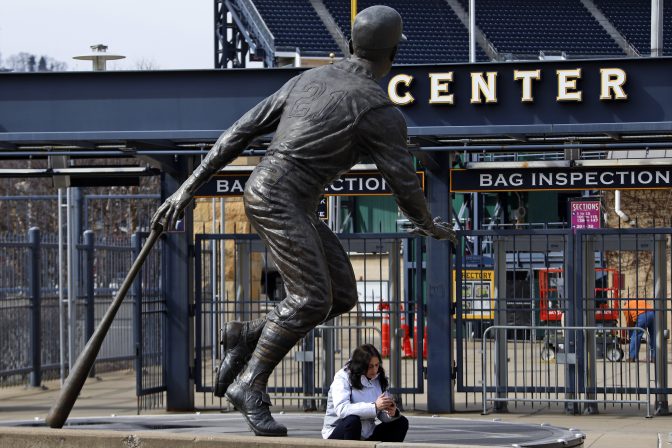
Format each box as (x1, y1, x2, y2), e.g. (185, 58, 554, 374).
(322, 344, 409, 442)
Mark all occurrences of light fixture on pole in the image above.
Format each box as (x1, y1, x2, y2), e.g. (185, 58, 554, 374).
(73, 44, 125, 71)
(59, 44, 125, 380)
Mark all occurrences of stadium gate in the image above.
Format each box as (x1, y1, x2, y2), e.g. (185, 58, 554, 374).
(193, 231, 427, 410)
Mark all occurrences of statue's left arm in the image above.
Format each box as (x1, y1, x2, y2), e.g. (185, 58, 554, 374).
(151, 76, 299, 230)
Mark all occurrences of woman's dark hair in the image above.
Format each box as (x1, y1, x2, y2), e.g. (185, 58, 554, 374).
(346, 344, 388, 391)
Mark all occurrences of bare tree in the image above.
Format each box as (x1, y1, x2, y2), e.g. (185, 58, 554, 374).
(4, 52, 66, 72)
(134, 58, 160, 70)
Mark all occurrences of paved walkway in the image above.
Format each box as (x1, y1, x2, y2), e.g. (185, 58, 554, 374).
(0, 370, 669, 447)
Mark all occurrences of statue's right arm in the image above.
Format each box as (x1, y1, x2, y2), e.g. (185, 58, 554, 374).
(357, 106, 457, 244)
(151, 76, 300, 230)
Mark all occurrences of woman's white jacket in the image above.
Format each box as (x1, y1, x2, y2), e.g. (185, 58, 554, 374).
(322, 366, 400, 439)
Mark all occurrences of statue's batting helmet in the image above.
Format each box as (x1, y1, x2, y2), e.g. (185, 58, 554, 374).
(351, 5, 407, 50)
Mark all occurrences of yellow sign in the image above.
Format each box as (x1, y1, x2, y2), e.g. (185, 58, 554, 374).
(452, 270, 495, 320)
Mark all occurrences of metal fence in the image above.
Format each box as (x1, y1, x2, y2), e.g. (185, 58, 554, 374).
(455, 227, 671, 415)
(194, 232, 426, 411)
(0, 228, 160, 392)
(132, 232, 167, 412)
(482, 325, 652, 417)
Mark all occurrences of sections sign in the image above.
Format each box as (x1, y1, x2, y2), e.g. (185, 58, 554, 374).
(451, 165, 672, 192)
(569, 199, 601, 231)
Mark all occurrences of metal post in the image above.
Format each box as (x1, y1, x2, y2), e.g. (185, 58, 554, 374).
(302, 330, 316, 411)
(236, 241, 251, 321)
(219, 198, 226, 335)
(653, 235, 669, 415)
(57, 189, 66, 384)
(83, 230, 96, 378)
(651, 0, 663, 57)
(565, 229, 579, 414)
(388, 239, 402, 404)
(322, 320, 335, 409)
(469, 0, 481, 262)
(583, 238, 598, 414)
(66, 187, 74, 371)
(328, 196, 341, 232)
(426, 153, 454, 413)
(469, 0, 476, 63)
(132, 233, 143, 398)
(211, 199, 217, 360)
(335, 197, 342, 232)
(493, 237, 507, 411)
(162, 172, 195, 411)
(65, 186, 82, 370)
(29, 227, 42, 388)
(414, 237, 425, 387)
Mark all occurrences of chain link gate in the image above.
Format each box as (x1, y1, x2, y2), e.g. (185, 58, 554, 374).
(454, 227, 671, 416)
(194, 232, 427, 411)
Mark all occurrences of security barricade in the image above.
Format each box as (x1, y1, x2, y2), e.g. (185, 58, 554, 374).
(0, 228, 164, 411)
(455, 227, 671, 416)
(482, 325, 652, 417)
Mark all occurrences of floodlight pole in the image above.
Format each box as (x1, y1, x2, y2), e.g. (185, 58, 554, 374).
(651, 0, 663, 57)
(63, 44, 126, 375)
(469, 0, 478, 254)
(469, 0, 476, 63)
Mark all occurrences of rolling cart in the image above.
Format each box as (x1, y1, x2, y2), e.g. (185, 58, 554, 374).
(538, 268, 624, 362)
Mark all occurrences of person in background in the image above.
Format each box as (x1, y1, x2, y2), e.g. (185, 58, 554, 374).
(624, 298, 655, 362)
(322, 344, 408, 442)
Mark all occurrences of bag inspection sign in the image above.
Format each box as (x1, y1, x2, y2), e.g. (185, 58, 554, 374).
(451, 165, 672, 192)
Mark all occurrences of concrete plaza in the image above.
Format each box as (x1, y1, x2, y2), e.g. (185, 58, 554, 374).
(0, 369, 670, 447)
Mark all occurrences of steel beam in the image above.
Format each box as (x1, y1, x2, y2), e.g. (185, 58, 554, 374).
(425, 152, 454, 413)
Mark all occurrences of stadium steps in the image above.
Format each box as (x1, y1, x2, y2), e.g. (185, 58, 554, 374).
(592, 0, 672, 56)
(580, 0, 640, 56)
(228, 0, 277, 67)
(250, 0, 342, 58)
(309, 0, 349, 56)
(323, 0, 487, 63)
(444, 0, 498, 61)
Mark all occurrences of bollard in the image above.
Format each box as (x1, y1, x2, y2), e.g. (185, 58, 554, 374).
(29, 227, 42, 388)
(412, 313, 428, 360)
(401, 306, 413, 358)
(423, 323, 428, 360)
(378, 301, 390, 357)
(412, 313, 419, 359)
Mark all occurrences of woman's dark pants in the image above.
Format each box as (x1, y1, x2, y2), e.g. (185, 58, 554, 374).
(328, 414, 409, 442)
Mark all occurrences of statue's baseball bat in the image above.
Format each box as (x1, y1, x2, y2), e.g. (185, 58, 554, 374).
(46, 223, 163, 428)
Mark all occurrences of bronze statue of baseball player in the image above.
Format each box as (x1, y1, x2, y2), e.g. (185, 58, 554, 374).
(152, 4, 456, 436)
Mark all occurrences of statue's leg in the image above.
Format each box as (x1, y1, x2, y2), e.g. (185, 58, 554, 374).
(226, 321, 304, 436)
(316, 220, 358, 321)
(214, 318, 265, 397)
(226, 197, 333, 436)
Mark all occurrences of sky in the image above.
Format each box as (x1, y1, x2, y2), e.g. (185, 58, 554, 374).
(0, 0, 214, 71)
